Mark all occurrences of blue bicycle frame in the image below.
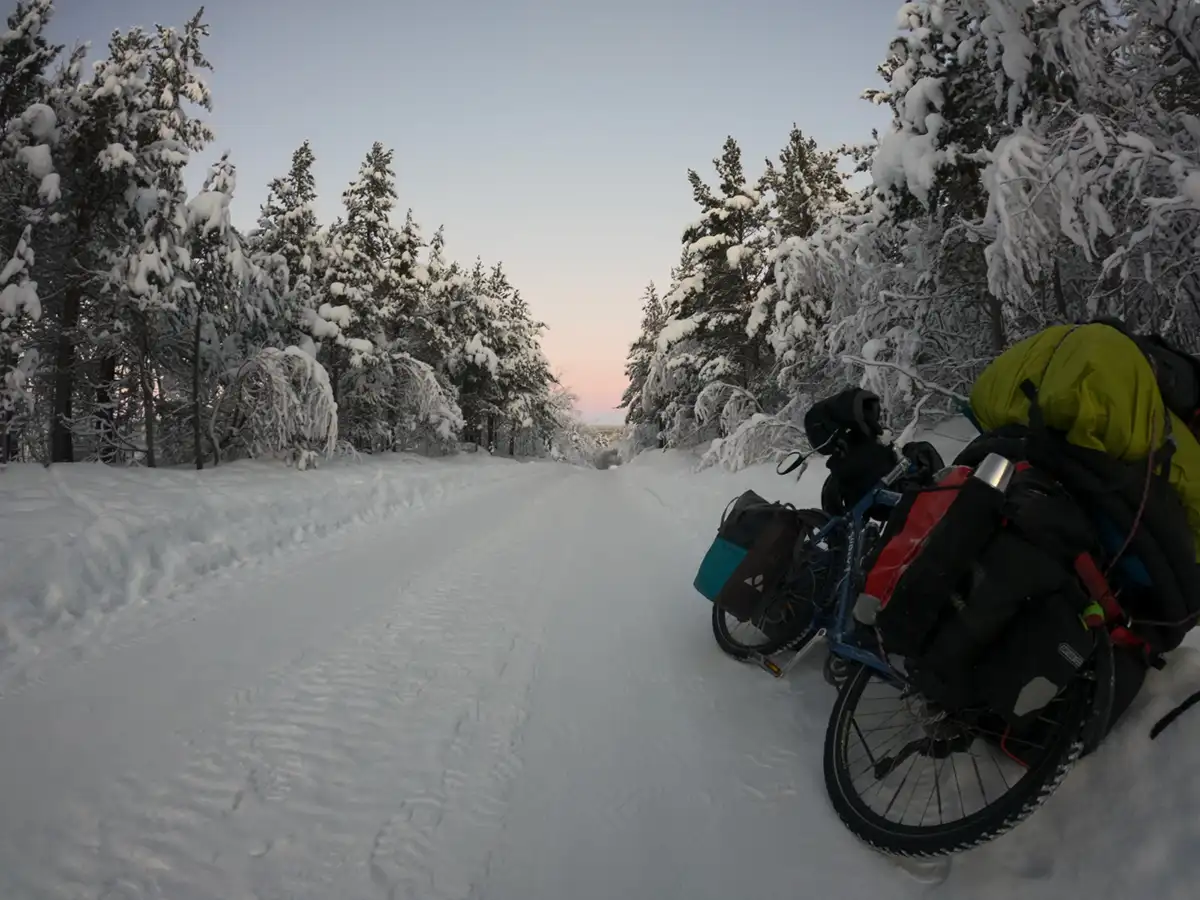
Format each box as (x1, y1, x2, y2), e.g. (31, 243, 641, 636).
(792, 456, 918, 680)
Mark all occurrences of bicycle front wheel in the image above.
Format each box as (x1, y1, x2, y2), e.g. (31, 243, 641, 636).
(711, 601, 818, 660)
(711, 509, 832, 662)
(823, 662, 1093, 858)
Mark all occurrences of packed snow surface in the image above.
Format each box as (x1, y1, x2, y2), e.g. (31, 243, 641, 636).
(1, 439, 1197, 899)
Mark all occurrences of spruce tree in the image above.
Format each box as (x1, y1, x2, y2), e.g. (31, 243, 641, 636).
(109, 10, 213, 465)
(440, 258, 501, 444)
(323, 142, 401, 355)
(257, 141, 317, 273)
(0, 0, 59, 460)
(663, 136, 773, 414)
(384, 207, 433, 358)
(619, 282, 664, 424)
(763, 126, 849, 240)
(318, 143, 398, 448)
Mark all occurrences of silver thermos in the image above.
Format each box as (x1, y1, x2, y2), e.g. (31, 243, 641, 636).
(971, 452, 1016, 493)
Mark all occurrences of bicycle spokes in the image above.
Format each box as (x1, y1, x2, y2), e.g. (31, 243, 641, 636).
(841, 676, 1067, 828)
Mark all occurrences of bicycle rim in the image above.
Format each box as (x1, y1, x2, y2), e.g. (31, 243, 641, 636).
(823, 662, 1092, 857)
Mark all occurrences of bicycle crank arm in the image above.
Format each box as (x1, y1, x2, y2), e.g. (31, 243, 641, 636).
(778, 627, 827, 676)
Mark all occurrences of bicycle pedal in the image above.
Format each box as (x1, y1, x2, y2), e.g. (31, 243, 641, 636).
(755, 656, 784, 678)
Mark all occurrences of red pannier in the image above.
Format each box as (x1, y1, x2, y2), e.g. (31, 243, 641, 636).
(862, 465, 972, 612)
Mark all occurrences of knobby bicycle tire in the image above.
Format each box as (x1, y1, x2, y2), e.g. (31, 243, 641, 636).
(711, 602, 819, 660)
(823, 662, 1093, 858)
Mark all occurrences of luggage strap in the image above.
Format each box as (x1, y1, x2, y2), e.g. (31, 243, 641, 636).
(1151, 689, 1200, 740)
(1073, 552, 1157, 657)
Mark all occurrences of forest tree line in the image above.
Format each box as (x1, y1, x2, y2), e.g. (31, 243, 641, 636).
(0, 1, 589, 470)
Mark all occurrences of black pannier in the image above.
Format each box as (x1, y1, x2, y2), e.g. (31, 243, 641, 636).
(871, 459, 1105, 728)
(693, 491, 803, 621)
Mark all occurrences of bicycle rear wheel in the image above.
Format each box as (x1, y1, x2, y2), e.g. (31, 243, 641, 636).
(823, 662, 1093, 857)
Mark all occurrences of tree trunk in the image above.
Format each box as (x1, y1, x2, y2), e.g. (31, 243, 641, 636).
(1, 339, 13, 464)
(486, 414, 495, 451)
(138, 320, 157, 468)
(1, 410, 13, 464)
(328, 349, 342, 405)
(387, 393, 399, 452)
(50, 280, 83, 463)
(986, 294, 1006, 353)
(95, 354, 118, 464)
(1052, 260, 1068, 320)
(192, 307, 204, 470)
(508, 424, 516, 457)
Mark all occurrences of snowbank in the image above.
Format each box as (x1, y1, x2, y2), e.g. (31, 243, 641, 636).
(0, 453, 543, 683)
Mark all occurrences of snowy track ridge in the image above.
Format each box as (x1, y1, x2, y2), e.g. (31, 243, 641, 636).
(0, 456, 543, 689)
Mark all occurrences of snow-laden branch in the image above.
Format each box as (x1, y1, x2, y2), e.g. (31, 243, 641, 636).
(840, 355, 970, 405)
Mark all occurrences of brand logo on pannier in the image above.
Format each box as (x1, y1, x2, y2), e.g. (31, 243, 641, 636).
(1057, 642, 1085, 668)
(744, 574, 765, 592)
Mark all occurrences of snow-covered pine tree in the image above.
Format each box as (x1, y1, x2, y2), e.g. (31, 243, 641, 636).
(646, 137, 774, 446)
(1, 225, 41, 462)
(640, 250, 706, 445)
(256, 140, 317, 280)
(253, 139, 319, 349)
(0, 0, 57, 126)
(618, 282, 664, 426)
(386, 207, 439, 358)
(27, 28, 151, 463)
(0, 0, 59, 461)
(188, 154, 337, 468)
(396, 208, 425, 284)
(753, 126, 851, 401)
(492, 284, 554, 456)
(108, 10, 214, 466)
(438, 258, 502, 446)
(762, 2, 1061, 427)
(412, 223, 454, 364)
(542, 380, 599, 464)
(378, 206, 462, 450)
(763, 125, 850, 241)
(338, 142, 401, 347)
(479, 262, 516, 450)
(319, 142, 402, 448)
(182, 152, 253, 468)
(426, 225, 449, 285)
(483, 262, 560, 454)
(318, 144, 462, 453)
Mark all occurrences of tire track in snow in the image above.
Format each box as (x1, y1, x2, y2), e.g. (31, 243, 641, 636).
(7, 470, 587, 900)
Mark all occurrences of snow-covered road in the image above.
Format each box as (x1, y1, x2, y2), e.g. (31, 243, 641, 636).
(2, 455, 1198, 899)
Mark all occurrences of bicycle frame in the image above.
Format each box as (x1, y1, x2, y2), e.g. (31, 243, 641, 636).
(801, 457, 916, 679)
